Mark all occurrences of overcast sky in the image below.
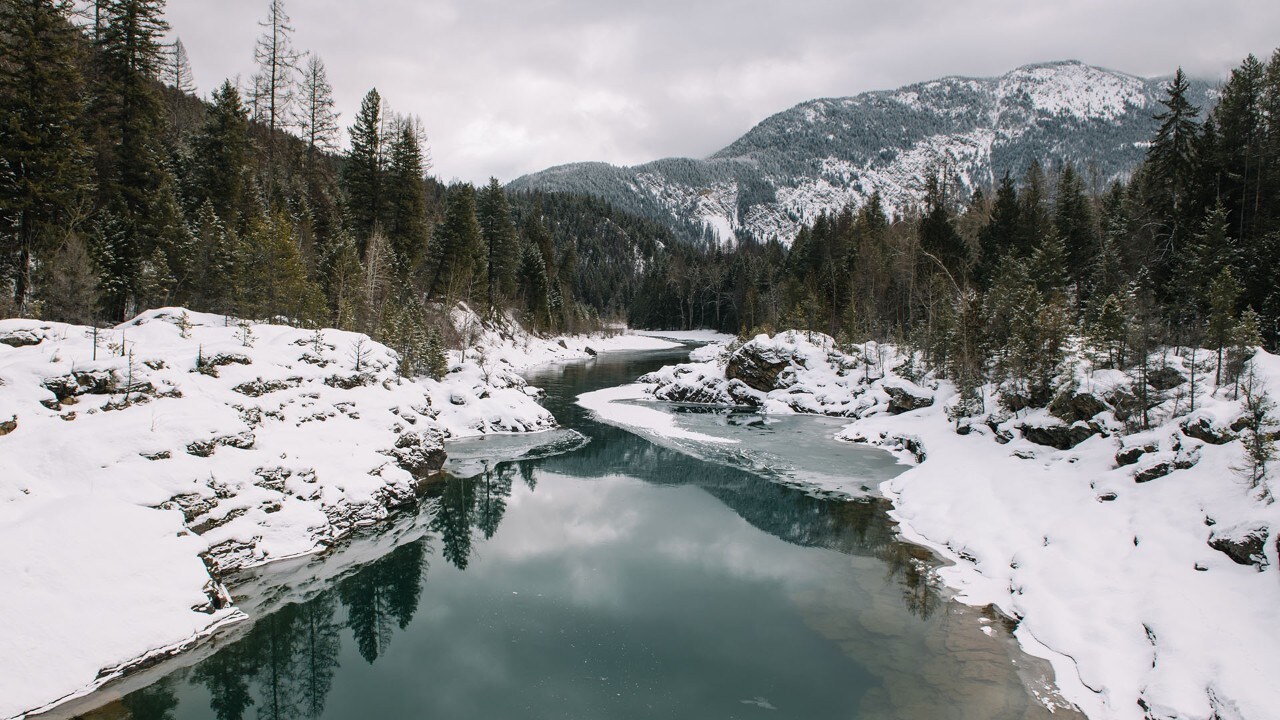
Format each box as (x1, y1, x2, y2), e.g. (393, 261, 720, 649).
(165, 0, 1280, 185)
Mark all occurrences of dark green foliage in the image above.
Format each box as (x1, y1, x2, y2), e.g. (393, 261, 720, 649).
(383, 120, 429, 273)
(0, 0, 92, 313)
(342, 88, 384, 254)
(477, 177, 519, 311)
(426, 182, 482, 302)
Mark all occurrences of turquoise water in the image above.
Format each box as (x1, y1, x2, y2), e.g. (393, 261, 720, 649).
(64, 347, 1072, 720)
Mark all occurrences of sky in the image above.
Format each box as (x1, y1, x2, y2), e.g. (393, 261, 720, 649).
(164, 0, 1280, 185)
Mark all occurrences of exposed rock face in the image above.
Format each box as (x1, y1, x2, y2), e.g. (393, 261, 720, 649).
(1208, 525, 1270, 570)
(0, 329, 43, 347)
(1051, 392, 1108, 424)
(1019, 422, 1100, 450)
(324, 372, 375, 389)
(232, 377, 301, 397)
(883, 381, 934, 414)
(1146, 366, 1186, 392)
(1181, 415, 1234, 445)
(388, 428, 447, 479)
(0, 416, 15, 436)
(725, 344, 791, 392)
(1115, 443, 1157, 467)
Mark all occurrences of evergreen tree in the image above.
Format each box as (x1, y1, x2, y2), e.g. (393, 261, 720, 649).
(974, 172, 1020, 289)
(0, 0, 92, 314)
(1144, 67, 1201, 293)
(189, 81, 251, 223)
(382, 118, 429, 273)
(917, 173, 967, 279)
(1053, 164, 1096, 300)
(426, 182, 481, 302)
(1207, 266, 1242, 384)
(477, 177, 519, 311)
(342, 88, 384, 255)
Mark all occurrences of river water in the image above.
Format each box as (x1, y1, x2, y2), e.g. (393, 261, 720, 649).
(61, 346, 1077, 720)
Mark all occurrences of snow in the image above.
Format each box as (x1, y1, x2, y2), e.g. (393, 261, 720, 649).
(600, 330, 1280, 720)
(577, 383, 738, 445)
(0, 305, 672, 719)
(633, 329, 735, 343)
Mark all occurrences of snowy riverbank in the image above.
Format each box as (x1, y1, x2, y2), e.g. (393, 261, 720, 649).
(0, 306, 678, 720)
(579, 330, 1280, 720)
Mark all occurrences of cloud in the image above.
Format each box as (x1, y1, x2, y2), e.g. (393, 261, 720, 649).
(164, 0, 1280, 184)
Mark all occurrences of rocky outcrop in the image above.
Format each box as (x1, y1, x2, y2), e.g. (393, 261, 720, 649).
(1146, 366, 1186, 392)
(1020, 421, 1101, 450)
(725, 346, 790, 392)
(0, 329, 43, 347)
(387, 428, 447, 479)
(233, 377, 302, 397)
(1180, 415, 1234, 445)
(1050, 392, 1108, 423)
(0, 415, 16, 436)
(1208, 525, 1270, 570)
(883, 380, 934, 414)
(1115, 443, 1157, 467)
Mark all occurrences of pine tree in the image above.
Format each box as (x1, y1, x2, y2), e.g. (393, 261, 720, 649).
(974, 172, 1020, 289)
(342, 89, 384, 255)
(382, 118, 429, 273)
(189, 81, 251, 223)
(1145, 67, 1201, 293)
(1207, 266, 1242, 385)
(426, 183, 481, 302)
(918, 173, 967, 279)
(1053, 164, 1096, 301)
(92, 0, 177, 319)
(477, 177, 519, 312)
(0, 0, 92, 313)
(1017, 160, 1049, 255)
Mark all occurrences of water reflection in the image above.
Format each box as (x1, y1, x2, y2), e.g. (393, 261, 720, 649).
(90, 348, 1070, 720)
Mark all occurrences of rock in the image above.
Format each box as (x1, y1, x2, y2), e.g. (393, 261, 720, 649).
(1181, 415, 1234, 445)
(41, 375, 81, 401)
(233, 377, 301, 397)
(158, 493, 219, 523)
(387, 428, 447, 478)
(1134, 462, 1174, 483)
(186, 439, 216, 457)
(1096, 492, 1118, 502)
(585, 346, 598, 356)
(324, 372, 375, 389)
(725, 345, 790, 393)
(1019, 421, 1100, 450)
(1146, 366, 1186, 392)
(0, 329, 42, 347)
(652, 382, 732, 405)
(254, 466, 292, 492)
(883, 381, 934, 414)
(215, 431, 256, 450)
(0, 415, 16, 436)
(1050, 392, 1109, 423)
(895, 435, 927, 463)
(71, 369, 118, 395)
(141, 450, 171, 461)
(1115, 443, 1157, 466)
(1208, 525, 1270, 570)
(206, 352, 252, 367)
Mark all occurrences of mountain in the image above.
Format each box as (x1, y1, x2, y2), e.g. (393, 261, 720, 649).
(508, 61, 1215, 246)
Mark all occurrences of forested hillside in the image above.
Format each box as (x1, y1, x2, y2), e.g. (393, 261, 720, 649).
(0, 0, 655, 377)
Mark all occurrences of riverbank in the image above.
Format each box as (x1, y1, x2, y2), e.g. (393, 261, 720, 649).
(0, 306, 678, 720)
(581, 331, 1280, 720)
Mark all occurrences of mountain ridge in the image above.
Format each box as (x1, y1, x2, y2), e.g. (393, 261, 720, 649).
(509, 60, 1215, 245)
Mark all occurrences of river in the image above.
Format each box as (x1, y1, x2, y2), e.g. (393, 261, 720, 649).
(52, 345, 1077, 720)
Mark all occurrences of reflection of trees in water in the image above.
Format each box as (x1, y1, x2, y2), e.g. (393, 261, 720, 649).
(338, 540, 426, 664)
(119, 679, 179, 720)
(426, 464, 518, 570)
(132, 540, 429, 720)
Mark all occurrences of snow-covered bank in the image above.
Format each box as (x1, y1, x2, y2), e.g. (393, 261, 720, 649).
(587, 330, 1280, 720)
(0, 306, 670, 719)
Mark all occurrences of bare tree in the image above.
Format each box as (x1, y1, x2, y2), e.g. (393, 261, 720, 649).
(252, 0, 301, 161)
(297, 53, 339, 163)
(165, 37, 195, 94)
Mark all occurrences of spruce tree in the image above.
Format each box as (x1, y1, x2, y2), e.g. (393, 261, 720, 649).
(477, 177, 519, 311)
(383, 118, 429, 273)
(1145, 67, 1201, 294)
(0, 0, 92, 313)
(342, 89, 384, 256)
(1207, 266, 1242, 384)
(426, 183, 481, 303)
(974, 172, 1020, 289)
(1053, 164, 1096, 301)
(190, 81, 251, 224)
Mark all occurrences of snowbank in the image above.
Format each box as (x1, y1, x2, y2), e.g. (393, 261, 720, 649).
(613, 330, 1280, 720)
(0, 306, 661, 719)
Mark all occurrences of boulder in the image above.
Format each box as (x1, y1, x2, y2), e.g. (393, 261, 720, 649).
(1020, 421, 1100, 450)
(1050, 392, 1109, 423)
(725, 346, 790, 392)
(1146, 366, 1186, 392)
(388, 428, 447, 479)
(1115, 443, 1157, 467)
(324, 372, 375, 389)
(0, 329, 42, 347)
(0, 415, 15, 436)
(1181, 415, 1234, 445)
(1208, 525, 1270, 570)
(883, 381, 934, 415)
(233, 377, 301, 397)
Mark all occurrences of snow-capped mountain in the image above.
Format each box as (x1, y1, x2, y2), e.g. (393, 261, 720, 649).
(508, 61, 1215, 245)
